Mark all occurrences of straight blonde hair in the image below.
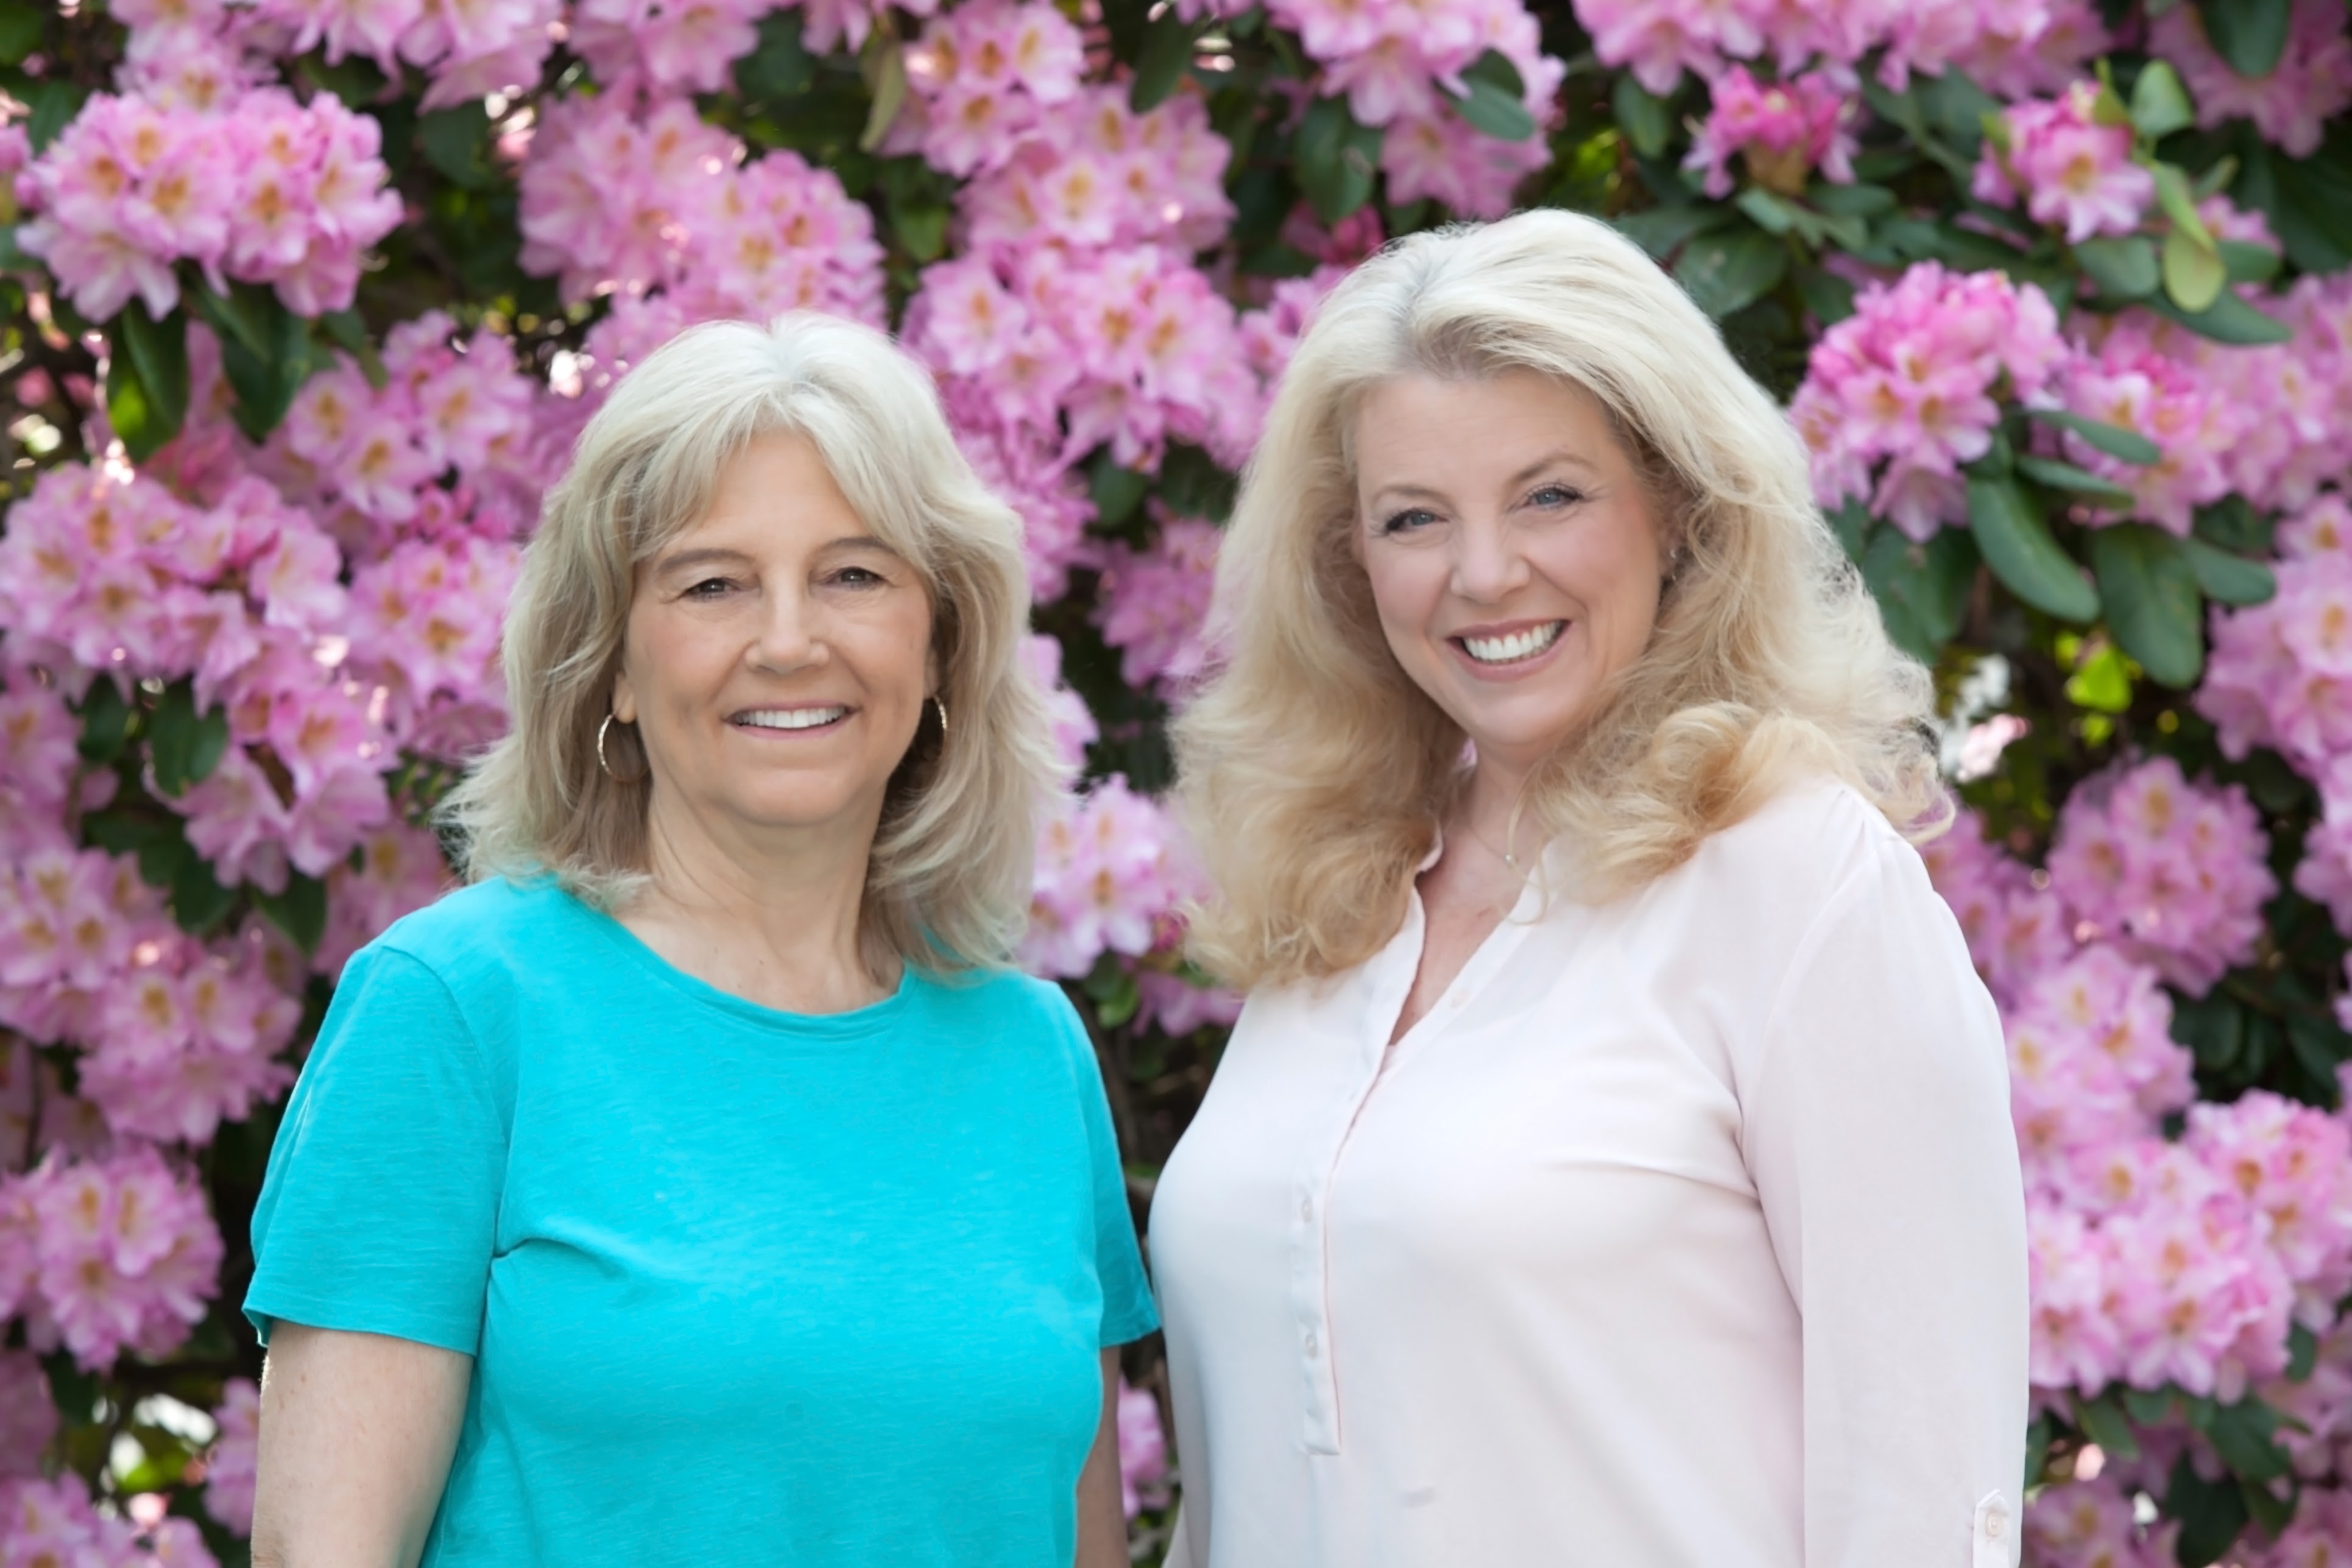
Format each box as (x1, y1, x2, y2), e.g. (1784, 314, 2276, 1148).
(442, 313, 1058, 973)
(1174, 210, 1945, 990)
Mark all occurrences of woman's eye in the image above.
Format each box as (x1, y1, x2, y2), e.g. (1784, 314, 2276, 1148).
(830, 565, 886, 587)
(684, 577, 733, 599)
(1379, 507, 1438, 535)
(1530, 484, 1584, 509)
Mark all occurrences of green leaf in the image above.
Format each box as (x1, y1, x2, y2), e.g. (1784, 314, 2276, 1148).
(2016, 456, 2137, 507)
(194, 284, 314, 441)
(121, 303, 189, 439)
(2090, 523, 2205, 688)
(2179, 536, 2277, 606)
(2027, 406, 2164, 465)
(859, 41, 909, 154)
(1614, 203, 1736, 259)
(417, 102, 496, 190)
(168, 850, 238, 937)
(2075, 235, 2161, 299)
(2290, 1323, 2321, 1382)
(147, 683, 229, 797)
(105, 331, 172, 464)
(2072, 1391, 2142, 1460)
(1295, 96, 1383, 224)
(2198, 0, 2292, 78)
(2197, 495, 2276, 556)
(253, 873, 328, 955)
(2130, 59, 2196, 139)
(735, 10, 815, 102)
(2287, 1014, 2352, 1084)
(2203, 1398, 2292, 1483)
(76, 680, 131, 766)
(891, 200, 948, 263)
(2125, 1386, 2177, 1425)
(2220, 239, 2281, 284)
(2066, 638, 2135, 713)
(23, 80, 89, 153)
(1447, 51, 1538, 141)
(2163, 227, 2228, 312)
(1861, 525, 1977, 660)
(1090, 451, 1150, 528)
(2025, 1413, 2053, 1490)
(1674, 228, 1787, 319)
(320, 308, 387, 389)
(0, 1, 44, 66)
(1131, 9, 1200, 113)
(2147, 287, 2295, 345)
(2166, 1450, 2250, 1568)
(1793, 264, 1857, 326)
(2155, 161, 2217, 250)
(1966, 473, 2101, 621)
(1612, 74, 1672, 160)
(1808, 181, 1896, 217)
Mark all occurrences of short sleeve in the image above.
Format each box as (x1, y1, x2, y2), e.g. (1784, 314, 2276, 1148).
(1742, 841, 2030, 1568)
(1054, 995, 1159, 1347)
(245, 944, 507, 1355)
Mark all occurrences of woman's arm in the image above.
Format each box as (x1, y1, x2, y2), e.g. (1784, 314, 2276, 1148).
(1075, 1348, 1127, 1568)
(1744, 848, 2030, 1567)
(252, 1323, 473, 1568)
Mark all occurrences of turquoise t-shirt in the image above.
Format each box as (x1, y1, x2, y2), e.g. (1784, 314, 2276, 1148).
(245, 877, 1157, 1566)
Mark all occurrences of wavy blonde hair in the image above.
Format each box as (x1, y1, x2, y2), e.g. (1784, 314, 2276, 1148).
(442, 313, 1057, 973)
(1174, 210, 1946, 990)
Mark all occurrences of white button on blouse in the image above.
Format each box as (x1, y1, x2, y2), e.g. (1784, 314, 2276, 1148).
(1150, 783, 2029, 1567)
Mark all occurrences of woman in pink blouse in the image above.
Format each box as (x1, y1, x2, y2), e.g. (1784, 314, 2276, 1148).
(1153, 209, 2029, 1567)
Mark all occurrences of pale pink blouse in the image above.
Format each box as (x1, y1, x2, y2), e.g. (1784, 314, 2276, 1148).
(1150, 782, 2029, 1568)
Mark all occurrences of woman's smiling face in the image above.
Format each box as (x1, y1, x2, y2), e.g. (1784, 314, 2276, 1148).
(612, 429, 934, 845)
(1354, 370, 1672, 785)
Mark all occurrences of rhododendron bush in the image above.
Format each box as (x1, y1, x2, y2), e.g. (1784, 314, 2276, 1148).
(6, 0, 2352, 1561)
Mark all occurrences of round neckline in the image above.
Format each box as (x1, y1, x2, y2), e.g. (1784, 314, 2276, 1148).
(560, 885, 920, 1039)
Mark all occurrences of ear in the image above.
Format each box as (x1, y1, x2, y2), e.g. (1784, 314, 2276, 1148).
(610, 666, 637, 726)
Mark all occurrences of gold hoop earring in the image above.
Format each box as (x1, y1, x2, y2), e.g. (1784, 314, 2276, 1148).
(931, 695, 950, 738)
(598, 713, 647, 783)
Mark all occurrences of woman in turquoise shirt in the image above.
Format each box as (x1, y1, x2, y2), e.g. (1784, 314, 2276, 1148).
(242, 313, 1156, 1567)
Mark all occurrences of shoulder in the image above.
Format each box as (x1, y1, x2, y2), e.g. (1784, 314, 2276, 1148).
(1676, 775, 1931, 916)
(361, 875, 585, 1002)
(916, 966, 1086, 1044)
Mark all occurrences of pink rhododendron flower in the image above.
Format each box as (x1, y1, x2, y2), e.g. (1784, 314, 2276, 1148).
(1789, 261, 2068, 539)
(2152, 0, 2352, 158)
(203, 1379, 260, 1536)
(2046, 756, 2275, 995)
(1022, 634, 1098, 776)
(2202, 493, 2352, 773)
(1973, 82, 2155, 244)
(2, 1147, 224, 1370)
(1023, 777, 1192, 978)
(0, 1349, 56, 1477)
(2051, 313, 2240, 535)
(1684, 66, 1856, 199)
(1091, 515, 1222, 688)
(1116, 1379, 1170, 1518)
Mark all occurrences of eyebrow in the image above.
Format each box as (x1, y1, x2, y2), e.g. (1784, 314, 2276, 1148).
(653, 535, 899, 574)
(1365, 450, 1600, 507)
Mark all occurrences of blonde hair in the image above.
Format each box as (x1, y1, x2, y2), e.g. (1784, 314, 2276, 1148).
(1174, 210, 1945, 990)
(442, 313, 1057, 973)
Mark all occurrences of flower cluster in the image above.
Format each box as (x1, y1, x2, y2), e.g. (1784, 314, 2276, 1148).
(519, 95, 886, 328)
(1790, 261, 2069, 539)
(201, 1378, 260, 1538)
(2202, 493, 2352, 778)
(246, 0, 558, 109)
(0, 1471, 216, 1567)
(1023, 776, 1196, 980)
(899, 0, 1089, 177)
(16, 85, 403, 323)
(1683, 66, 1857, 199)
(2049, 313, 2242, 535)
(0, 1349, 57, 1478)
(1262, 0, 1564, 218)
(570, 0, 774, 98)
(2150, 0, 2352, 158)
(0, 464, 395, 886)
(1116, 1380, 1170, 1519)
(1090, 515, 1223, 689)
(1973, 82, 2155, 244)
(955, 85, 1237, 258)
(2043, 755, 2275, 995)
(905, 245, 1257, 596)
(0, 1146, 223, 1370)
(1571, 0, 2107, 97)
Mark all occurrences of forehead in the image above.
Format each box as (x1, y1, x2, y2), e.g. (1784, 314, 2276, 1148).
(1352, 371, 1622, 483)
(657, 429, 880, 558)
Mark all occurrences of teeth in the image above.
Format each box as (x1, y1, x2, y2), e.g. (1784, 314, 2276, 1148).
(736, 707, 847, 730)
(1461, 623, 1564, 664)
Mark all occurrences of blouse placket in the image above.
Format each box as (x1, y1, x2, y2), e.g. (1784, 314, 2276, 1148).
(1285, 874, 1546, 1456)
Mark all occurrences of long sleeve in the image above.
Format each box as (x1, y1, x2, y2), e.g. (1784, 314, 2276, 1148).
(1741, 838, 2030, 1568)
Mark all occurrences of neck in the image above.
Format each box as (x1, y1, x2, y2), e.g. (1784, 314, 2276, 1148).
(1455, 755, 1534, 861)
(629, 788, 889, 1012)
